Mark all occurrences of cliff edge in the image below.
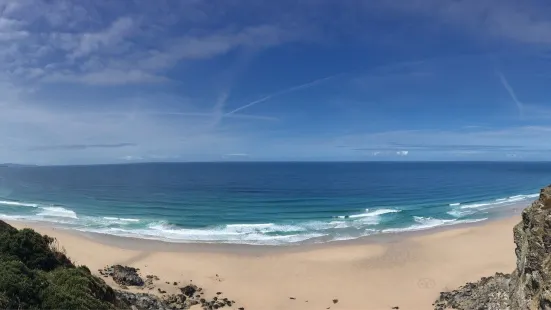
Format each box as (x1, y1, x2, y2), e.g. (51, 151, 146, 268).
(435, 185, 551, 310)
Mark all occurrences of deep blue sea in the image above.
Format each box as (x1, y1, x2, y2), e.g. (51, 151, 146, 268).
(0, 162, 549, 245)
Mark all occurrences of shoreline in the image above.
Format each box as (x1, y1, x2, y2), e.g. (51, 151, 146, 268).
(3, 202, 524, 255)
(6, 214, 521, 309)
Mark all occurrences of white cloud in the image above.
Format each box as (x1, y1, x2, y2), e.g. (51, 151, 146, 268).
(334, 126, 551, 156)
(396, 150, 409, 156)
(377, 0, 551, 45)
(0, 1, 315, 88)
(122, 155, 143, 161)
(44, 69, 167, 86)
(71, 17, 135, 59)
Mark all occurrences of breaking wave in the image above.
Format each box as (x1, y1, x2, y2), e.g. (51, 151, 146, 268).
(382, 217, 487, 233)
(447, 193, 538, 218)
(0, 192, 538, 245)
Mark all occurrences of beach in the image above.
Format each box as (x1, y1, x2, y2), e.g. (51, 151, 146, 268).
(8, 217, 519, 310)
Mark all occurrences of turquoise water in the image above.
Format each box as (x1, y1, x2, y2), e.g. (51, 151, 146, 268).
(0, 162, 548, 245)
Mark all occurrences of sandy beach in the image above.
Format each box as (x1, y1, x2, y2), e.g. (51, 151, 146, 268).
(8, 218, 519, 310)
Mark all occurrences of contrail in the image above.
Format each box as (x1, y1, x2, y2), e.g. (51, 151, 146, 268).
(224, 74, 341, 115)
(496, 71, 523, 119)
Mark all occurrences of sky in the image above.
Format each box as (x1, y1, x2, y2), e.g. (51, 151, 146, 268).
(1, 0, 551, 164)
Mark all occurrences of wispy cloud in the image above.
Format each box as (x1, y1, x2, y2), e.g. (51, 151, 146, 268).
(376, 0, 551, 45)
(225, 74, 341, 115)
(71, 17, 135, 59)
(496, 71, 524, 119)
(30, 143, 136, 151)
(44, 69, 168, 86)
(336, 126, 551, 157)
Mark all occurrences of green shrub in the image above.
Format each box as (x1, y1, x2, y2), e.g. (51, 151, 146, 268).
(41, 267, 117, 310)
(0, 221, 124, 310)
(0, 259, 47, 308)
(0, 228, 73, 271)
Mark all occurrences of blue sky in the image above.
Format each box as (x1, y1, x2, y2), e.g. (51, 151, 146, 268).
(1, 0, 551, 164)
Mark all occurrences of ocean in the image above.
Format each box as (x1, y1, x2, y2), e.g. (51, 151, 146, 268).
(0, 162, 548, 245)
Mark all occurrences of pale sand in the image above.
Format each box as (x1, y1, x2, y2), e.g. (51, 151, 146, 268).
(8, 218, 519, 310)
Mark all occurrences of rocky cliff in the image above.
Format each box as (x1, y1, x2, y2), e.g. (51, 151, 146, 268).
(509, 185, 551, 309)
(434, 185, 551, 310)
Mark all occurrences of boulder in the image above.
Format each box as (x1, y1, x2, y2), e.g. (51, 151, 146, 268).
(180, 284, 198, 297)
(112, 265, 145, 286)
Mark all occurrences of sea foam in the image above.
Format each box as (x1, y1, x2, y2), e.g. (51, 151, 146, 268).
(459, 194, 538, 210)
(37, 206, 78, 219)
(0, 200, 38, 208)
(382, 217, 487, 233)
(337, 208, 400, 219)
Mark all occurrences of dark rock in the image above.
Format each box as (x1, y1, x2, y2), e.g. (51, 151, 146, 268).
(180, 284, 198, 297)
(116, 290, 170, 310)
(216, 292, 222, 295)
(392, 307, 399, 309)
(111, 265, 145, 286)
(174, 282, 178, 285)
(333, 299, 338, 304)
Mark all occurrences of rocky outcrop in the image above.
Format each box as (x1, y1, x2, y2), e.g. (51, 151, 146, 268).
(116, 286, 237, 310)
(109, 265, 145, 286)
(509, 185, 551, 309)
(116, 291, 169, 310)
(434, 185, 551, 310)
(433, 273, 511, 310)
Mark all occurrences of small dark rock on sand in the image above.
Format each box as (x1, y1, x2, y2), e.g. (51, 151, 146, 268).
(179, 284, 198, 297)
(333, 299, 338, 304)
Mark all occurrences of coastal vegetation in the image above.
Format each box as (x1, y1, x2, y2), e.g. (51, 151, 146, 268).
(0, 221, 242, 310)
(0, 221, 119, 309)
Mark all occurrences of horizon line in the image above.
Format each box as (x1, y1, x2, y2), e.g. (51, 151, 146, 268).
(4, 160, 551, 168)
